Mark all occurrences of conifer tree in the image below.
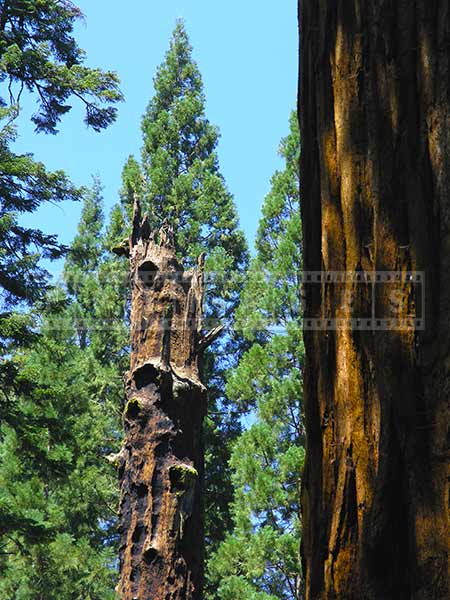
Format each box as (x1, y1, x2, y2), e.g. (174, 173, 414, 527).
(0, 0, 122, 133)
(64, 177, 128, 362)
(0, 0, 122, 360)
(0, 181, 125, 598)
(0, 106, 80, 360)
(111, 20, 248, 579)
(116, 21, 247, 274)
(0, 4, 123, 565)
(208, 113, 304, 600)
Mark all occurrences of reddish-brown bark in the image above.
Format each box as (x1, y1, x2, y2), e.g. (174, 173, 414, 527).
(115, 199, 209, 600)
(299, 2, 450, 599)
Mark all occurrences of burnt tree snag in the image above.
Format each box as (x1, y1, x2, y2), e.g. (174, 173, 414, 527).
(115, 198, 213, 600)
(299, 2, 450, 599)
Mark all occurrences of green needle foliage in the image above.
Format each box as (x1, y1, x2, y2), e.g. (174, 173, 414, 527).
(0, 4, 122, 587)
(0, 0, 122, 358)
(208, 113, 304, 600)
(0, 180, 126, 598)
(118, 20, 247, 273)
(0, 325, 118, 599)
(141, 22, 246, 264)
(64, 177, 129, 361)
(112, 20, 249, 563)
(0, 10, 123, 575)
(0, 103, 81, 359)
(0, 0, 123, 133)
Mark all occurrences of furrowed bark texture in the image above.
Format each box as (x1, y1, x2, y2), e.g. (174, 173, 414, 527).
(117, 202, 206, 600)
(299, 2, 450, 599)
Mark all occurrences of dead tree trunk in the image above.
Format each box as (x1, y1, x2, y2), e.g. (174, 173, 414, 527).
(299, 2, 450, 599)
(115, 199, 210, 600)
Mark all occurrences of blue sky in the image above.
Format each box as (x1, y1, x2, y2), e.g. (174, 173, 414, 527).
(17, 0, 298, 258)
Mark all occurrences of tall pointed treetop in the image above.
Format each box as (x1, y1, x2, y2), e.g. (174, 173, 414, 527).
(138, 21, 246, 270)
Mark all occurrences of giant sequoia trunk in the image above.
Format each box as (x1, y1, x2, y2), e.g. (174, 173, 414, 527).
(115, 199, 209, 600)
(299, 2, 450, 599)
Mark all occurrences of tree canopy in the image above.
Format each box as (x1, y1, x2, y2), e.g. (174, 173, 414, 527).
(0, 10, 310, 600)
(208, 113, 304, 600)
(0, 0, 122, 133)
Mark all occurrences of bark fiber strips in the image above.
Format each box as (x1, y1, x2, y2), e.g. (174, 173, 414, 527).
(299, 2, 450, 599)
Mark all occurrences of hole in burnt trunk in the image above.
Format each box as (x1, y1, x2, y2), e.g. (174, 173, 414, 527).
(143, 547, 159, 564)
(136, 483, 148, 498)
(133, 363, 159, 390)
(170, 468, 185, 492)
(131, 524, 146, 543)
(138, 260, 158, 288)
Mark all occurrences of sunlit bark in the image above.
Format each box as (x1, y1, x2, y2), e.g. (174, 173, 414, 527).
(299, 2, 450, 598)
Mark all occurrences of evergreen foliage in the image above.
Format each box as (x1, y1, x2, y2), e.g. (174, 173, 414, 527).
(0, 0, 122, 133)
(0, 3, 123, 587)
(0, 181, 126, 598)
(208, 113, 304, 600)
(0, 104, 80, 359)
(0, 10, 306, 598)
(0, 0, 122, 357)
